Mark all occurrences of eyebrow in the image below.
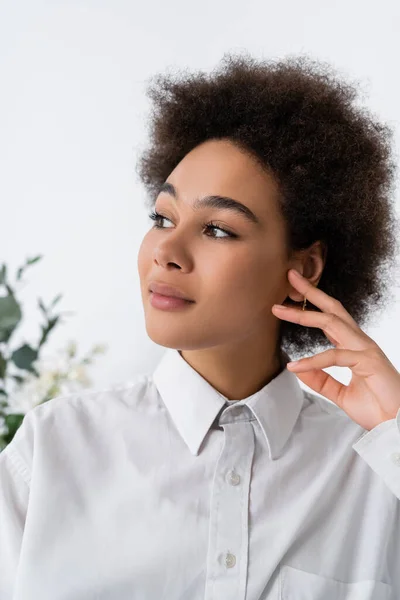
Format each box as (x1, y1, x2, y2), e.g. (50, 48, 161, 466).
(156, 182, 261, 226)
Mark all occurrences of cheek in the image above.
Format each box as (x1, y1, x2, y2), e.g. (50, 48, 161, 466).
(137, 232, 152, 279)
(206, 254, 265, 300)
(207, 251, 283, 309)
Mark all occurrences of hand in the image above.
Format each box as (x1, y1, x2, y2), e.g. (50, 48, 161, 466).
(272, 269, 400, 431)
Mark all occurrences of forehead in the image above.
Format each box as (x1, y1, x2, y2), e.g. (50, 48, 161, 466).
(165, 138, 282, 223)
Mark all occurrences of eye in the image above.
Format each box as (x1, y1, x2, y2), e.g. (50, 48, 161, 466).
(148, 211, 238, 239)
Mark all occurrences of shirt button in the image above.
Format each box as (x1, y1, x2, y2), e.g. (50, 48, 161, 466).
(225, 552, 236, 568)
(226, 469, 241, 486)
(390, 452, 400, 466)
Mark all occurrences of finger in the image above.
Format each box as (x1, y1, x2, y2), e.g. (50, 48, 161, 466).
(287, 348, 366, 371)
(288, 367, 346, 408)
(287, 269, 359, 329)
(273, 303, 374, 351)
(272, 305, 376, 352)
(287, 348, 365, 407)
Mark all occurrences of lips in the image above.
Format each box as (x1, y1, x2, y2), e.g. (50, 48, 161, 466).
(148, 281, 194, 302)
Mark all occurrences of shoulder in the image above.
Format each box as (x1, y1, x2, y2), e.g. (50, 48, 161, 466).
(1, 373, 160, 477)
(300, 388, 366, 440)
(302, 389, 344, 417)
(17, 373, 152, 430)
(301, 388, 346, 418)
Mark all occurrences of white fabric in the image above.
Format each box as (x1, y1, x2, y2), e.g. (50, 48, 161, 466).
(1, 347, 400, 599)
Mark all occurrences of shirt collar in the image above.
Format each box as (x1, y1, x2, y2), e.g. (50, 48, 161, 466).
(152, 348, 305, 460)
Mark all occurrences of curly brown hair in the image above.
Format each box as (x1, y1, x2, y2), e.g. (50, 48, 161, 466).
(135, 52, 400, 358)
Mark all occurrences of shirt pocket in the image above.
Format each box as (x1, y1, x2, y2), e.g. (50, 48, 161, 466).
(280, 564, 393, 600)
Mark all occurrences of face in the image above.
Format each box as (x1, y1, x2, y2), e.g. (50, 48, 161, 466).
(137, 138, 294, 352)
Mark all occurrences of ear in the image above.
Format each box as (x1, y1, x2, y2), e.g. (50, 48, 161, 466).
(287, 241, 327, 303)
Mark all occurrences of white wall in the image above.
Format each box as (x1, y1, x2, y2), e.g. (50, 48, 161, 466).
(1, 0, 400, 395)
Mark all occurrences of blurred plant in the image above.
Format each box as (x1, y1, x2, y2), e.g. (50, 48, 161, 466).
(0, 255, 108, 451)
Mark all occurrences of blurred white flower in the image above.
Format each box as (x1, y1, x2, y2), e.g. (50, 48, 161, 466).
(4, 339, 105, 415)
(91, 343, 108, 354)
(66, 340, 77, 358)
(67, 364, 92, 386)
(7, 373, 50, 413)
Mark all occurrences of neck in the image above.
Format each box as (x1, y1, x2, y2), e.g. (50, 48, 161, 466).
(179, 337, 284, 401)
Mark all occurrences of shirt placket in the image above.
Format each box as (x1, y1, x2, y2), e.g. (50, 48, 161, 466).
(204, 404, 255, 600)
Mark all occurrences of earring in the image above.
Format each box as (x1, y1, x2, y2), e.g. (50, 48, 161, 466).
(302, 296, 307, 311)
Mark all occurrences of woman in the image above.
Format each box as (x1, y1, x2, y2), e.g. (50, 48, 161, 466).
(1, 53, 400, 599)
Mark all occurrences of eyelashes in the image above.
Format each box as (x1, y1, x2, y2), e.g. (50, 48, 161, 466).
(148, 210, 238, 240)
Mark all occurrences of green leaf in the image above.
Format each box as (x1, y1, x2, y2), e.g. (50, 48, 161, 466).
(5, 283, 15, 296)
(11, 374, 26, 384)
(11, 344, 38, 373)
(16, 255, 43, 282)
(50, 293, 63, 308)
(0, 351, 6, 379)
(30, 365, 40, 378)
(38, 315, 60, 348)
(0, 264, 6, 285)
(3, 413, 25, 444)
(0, 293, 22, 342)
(26, 255, 42, 265)
(38, 297, 47, 316)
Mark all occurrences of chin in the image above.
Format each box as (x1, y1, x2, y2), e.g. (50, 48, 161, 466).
(145, 323, 194, 350)
(144, 323, 220, 351)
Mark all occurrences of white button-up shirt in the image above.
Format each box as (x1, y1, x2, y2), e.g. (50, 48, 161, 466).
(1, 347, 400, 599)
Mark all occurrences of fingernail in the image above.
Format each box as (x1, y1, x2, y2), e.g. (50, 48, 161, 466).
(273, 304, 289, 310)
(290, 269, 303, 278)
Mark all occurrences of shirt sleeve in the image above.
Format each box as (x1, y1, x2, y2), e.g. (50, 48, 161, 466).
(0, 413, 34, 599)
(352, 407, 400, 500)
